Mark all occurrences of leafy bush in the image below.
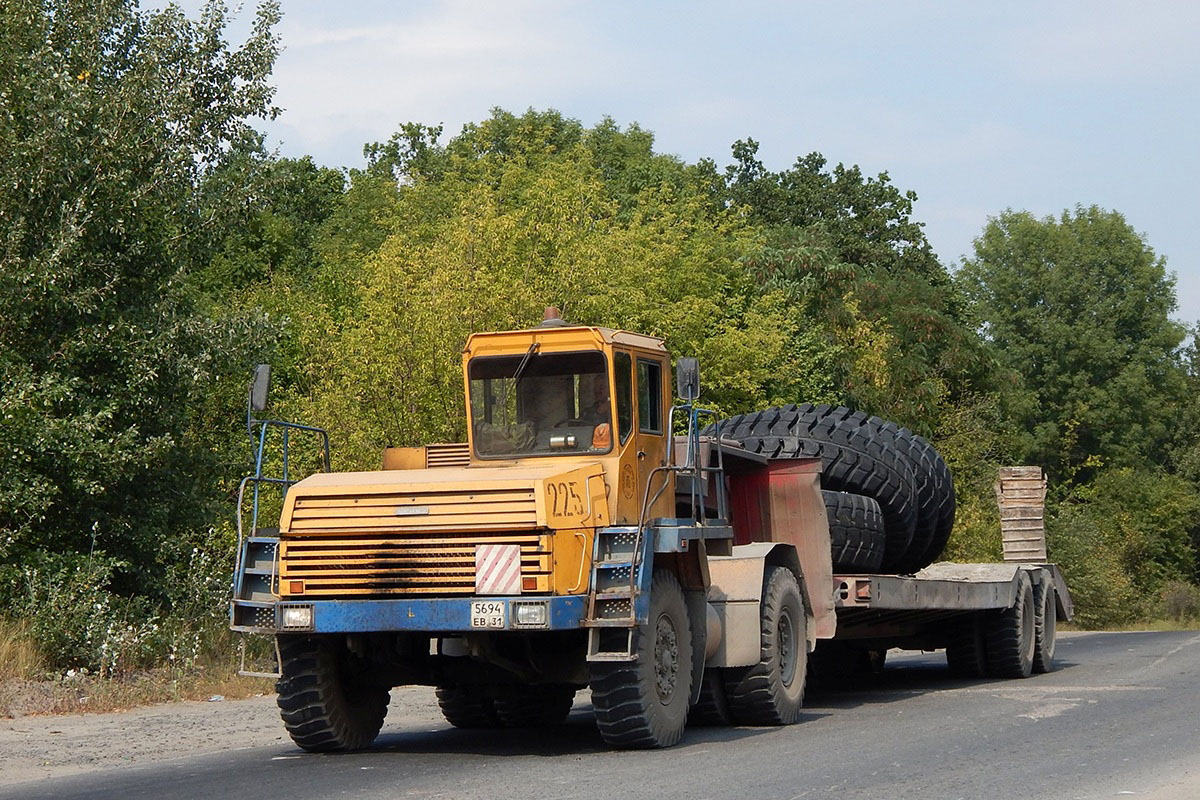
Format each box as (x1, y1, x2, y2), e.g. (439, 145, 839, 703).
(1161, 581, 1200, 622)
(1048, 468, 1200, 628)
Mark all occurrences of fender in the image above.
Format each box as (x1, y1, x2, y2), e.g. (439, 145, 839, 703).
(705, 542, 827, 668)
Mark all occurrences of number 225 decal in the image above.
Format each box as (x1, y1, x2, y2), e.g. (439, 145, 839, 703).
(547, 481, 584, 517)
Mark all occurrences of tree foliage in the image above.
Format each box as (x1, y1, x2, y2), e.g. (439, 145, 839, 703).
(959, 207, 1189, 484)
(0, 0, 282, 605)
(1, 7, 1197, 667)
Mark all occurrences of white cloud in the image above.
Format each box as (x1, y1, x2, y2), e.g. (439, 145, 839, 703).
(269, 2, 613, 154)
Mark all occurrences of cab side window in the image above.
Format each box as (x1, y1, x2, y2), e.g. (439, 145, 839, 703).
(614, 351, 634, 444)
(637, 359, 663, 434)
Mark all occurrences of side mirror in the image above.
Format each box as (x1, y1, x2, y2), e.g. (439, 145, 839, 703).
(250, 364, 271, 413)
(676, 357, 700, 401)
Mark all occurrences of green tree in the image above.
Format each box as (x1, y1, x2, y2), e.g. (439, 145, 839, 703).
(0, 0, 282, 614)
(1048, 468, 1199, 627)
(958, 206, 1189, 483)
(723, 138, 943, 280)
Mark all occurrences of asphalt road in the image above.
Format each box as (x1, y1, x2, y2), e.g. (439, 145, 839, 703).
(6, 630, 1200, 800)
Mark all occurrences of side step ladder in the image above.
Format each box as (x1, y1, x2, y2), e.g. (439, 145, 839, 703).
(584, 526, 649, 661)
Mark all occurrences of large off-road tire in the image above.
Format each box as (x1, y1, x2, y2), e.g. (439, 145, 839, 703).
(589, 569, 693, 748)
(275, 635, 390, 752)
(687, 668, 732, 726)
(1032, 577, 1058, 674)
(945, 613, 987, 678)
(435, 684, 502, 729)
(723, 566, 807, 725)
(984, 571, 1035, 679)
(822, 490, 886, 573)
(887, 425, 956, 573)
(492, 684, 577, 727)
(716, 405, 918, 571)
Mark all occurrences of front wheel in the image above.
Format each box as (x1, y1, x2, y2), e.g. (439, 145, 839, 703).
(589, 569, 693, 748)
(275, 635, 390, 752)
(724, 566, 807, 725)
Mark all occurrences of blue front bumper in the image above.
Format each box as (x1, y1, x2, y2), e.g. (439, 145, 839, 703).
(233, 594, 588, 634)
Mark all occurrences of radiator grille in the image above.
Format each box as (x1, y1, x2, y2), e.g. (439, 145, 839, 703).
(278, 530, 550, 596)
(287, 487, 537, 533)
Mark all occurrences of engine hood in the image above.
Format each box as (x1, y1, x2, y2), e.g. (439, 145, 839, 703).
(279, 462, 611, 534)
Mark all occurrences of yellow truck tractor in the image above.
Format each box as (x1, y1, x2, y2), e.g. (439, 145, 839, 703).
(231, 309, 1071, 751)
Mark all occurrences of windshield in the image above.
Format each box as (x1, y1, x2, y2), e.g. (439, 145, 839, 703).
(469, 351, 613, 458)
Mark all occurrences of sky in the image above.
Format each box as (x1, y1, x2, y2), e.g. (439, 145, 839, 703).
(208, 1, 1200, 324)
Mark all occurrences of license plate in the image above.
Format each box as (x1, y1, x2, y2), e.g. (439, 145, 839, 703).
(470, 600, 506, 629)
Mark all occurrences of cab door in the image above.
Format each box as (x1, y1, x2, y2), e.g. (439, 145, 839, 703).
(634, 355, 672, 520)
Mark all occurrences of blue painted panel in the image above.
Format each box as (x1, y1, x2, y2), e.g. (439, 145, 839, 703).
(298, 595, 587, 633)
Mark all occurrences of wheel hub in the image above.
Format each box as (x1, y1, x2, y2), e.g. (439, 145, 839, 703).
(777, 609, 797, 685)
(653, 612, 679, 703)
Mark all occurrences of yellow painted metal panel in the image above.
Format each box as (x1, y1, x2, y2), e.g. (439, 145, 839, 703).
(289, 511, 537, 530)
(381, 447, 425, 470)
(291, 502, 537, 520)
(294, 493, 535, 510)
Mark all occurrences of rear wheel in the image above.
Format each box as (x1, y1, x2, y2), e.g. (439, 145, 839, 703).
(492, 684, 576, 727)
(435, 684, 502, 729)
(1032, 578, 1058, 674)
(807, 641, 883, 691)
(984, 571, 1035, 679)
(724, 566, 807, 725)
(688, 668, 732, 726)
(275, 635, 390, 752)
(589, 569, 693, 748)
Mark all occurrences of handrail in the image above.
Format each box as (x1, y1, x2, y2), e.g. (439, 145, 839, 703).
(232, 416, 331, 606)
(628, 398, 728, 590)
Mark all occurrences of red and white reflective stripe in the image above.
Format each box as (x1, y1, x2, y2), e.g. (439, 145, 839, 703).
(474, 544, 522, 595)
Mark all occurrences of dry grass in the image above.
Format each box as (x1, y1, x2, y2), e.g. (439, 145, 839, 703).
(0, 617, 44, 682)
(0, 640, 275, 718)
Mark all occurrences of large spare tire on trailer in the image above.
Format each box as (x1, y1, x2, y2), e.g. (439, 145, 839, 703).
(821, 490, 886, 573)
(715, 404, 919, 572)
(887, 425, 955, 573)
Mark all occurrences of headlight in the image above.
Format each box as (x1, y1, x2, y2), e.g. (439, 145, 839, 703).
(281, 605, 313, 629)
(512, 601, 549, 628)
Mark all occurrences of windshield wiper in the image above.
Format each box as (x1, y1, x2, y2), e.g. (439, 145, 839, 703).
(512, 342, 540, 385)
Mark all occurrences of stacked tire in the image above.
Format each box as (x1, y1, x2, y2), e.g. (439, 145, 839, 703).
(715, 404, 955, 574)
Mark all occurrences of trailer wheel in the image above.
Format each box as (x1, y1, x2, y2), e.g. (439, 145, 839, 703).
(723, 566, 807, 725)
(492, 684, 576, 727)
(1032, 578, 1058, 674)
(589, 569, 693, 748)
(688, 668, 732, 726)
(945, 613, 987, 678)
(984, 571, 1035, 679)
(275, 635, 390, 752)
(435, 684, 503, 729)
